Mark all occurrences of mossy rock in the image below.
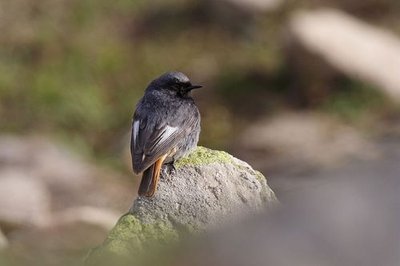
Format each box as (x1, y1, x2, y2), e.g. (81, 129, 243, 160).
(174, 146, 233, 168)
(86, 213, 179, 265)
(86, 146, 277, 264)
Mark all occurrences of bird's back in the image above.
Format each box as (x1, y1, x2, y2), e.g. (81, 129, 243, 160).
(131, 90, 200, 173)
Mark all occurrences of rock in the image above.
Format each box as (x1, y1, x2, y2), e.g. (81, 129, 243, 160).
(0, 229, 8, 250)
(49, 206, 120, 231)
(0, 135, 28, 166)
(172, 159, 400, 266)
(221, 0, 283, 12)
(289, 9, 400, 100)
(30, 139, 94, 192)
(0, 170, 51, 230)
(0, 135, 93, 192)
(0, 135, 132, 212)
(237, 112, 377, 175)
(87, 147, 277, 262)
(131, 147, 276, 228)
(9, 207, 120, 257)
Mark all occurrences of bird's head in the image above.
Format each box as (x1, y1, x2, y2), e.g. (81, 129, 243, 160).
(149, 72, 202, 97)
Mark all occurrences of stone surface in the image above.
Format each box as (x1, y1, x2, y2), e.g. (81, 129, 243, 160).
(289, 9, 400, 100)
(88, 147, 277, 261)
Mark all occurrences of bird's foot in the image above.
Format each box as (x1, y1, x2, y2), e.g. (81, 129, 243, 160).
(162, 162, 176, 178)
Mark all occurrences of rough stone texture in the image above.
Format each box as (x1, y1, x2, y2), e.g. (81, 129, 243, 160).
(88, 147, 277, 262)
(131, 147, 275, 228)
(289, 9, 400, 100)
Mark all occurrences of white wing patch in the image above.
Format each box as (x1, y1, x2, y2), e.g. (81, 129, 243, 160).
(160, 125, 178, 143)
(133, 120, 140, 144)
(133, 122, 177, 163)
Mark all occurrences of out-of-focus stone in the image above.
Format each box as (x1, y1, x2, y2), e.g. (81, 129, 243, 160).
(49, 206, 119, 231)
(173, 160, 400, 266)
(0, 170, 51, 230)
(238, 112, 377, 174)
(0, 135, 131, 212)
(31, 139, 94, 191)
(9, 207, 120, 255)
(221, 0, 282, 12)
(0, 229, 8, 250)
(0, 136, 28, 166)
(0, 136, 93, 191)
(289, 9, 400, 100)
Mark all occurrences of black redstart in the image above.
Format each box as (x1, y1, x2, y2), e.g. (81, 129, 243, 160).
(130, 72, 202, 197)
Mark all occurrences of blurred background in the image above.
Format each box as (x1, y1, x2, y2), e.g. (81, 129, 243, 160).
(1, 0, 400, 265)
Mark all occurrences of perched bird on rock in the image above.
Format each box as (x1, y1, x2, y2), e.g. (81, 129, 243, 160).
(130, 72, 202, 197)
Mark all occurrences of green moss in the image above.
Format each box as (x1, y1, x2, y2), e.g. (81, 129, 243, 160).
(254, 170, 266, 182)
(103, 214, 143, 255)
(87, 213, 179, 264)
(174, 146, 233, 168)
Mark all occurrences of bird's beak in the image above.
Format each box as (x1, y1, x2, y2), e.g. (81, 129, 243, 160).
(188, 85, 202, 90)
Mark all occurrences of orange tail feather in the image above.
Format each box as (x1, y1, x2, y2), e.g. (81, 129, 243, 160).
(138, 154, 167, 197)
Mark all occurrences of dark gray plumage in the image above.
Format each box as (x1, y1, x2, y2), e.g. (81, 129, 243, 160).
(130, 72, 202, 197)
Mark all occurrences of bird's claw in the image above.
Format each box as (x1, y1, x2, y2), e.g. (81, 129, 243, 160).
(162, 163, 176, 177)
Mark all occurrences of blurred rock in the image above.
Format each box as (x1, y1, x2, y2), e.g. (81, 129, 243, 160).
(289, 9, 400, 100)
(89, 144, 400, 266)
(49, 206, 119, 231)
(0, 136, 94, 191)
(220, 0, 282, 12)
(174, 151, 400, 266)
(0, 134, 133, 264)
(88, 147, 277, 262)
(309, 0, 397, 17)
(0, 136, 27, 166)
(0, 135, 131, 212)
(8, 207, 120, 257)
(0, 229, 8, 250)
(238, 112, 377, 176)
(0, 170, 51, 230)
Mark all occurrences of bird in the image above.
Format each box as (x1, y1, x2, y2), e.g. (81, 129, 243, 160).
(130, 72, 202, 197)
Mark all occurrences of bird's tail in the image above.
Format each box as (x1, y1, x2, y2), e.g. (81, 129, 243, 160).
(138, 154, 167, 197)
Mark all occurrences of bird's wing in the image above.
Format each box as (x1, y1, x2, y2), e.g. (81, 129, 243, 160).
(130, 108, 199, 173)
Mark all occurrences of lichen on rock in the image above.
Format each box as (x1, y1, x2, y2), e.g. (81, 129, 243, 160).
(174, 146, 233, 168)
(91, 213, 178, 258)
(87, 146, 277, 263)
